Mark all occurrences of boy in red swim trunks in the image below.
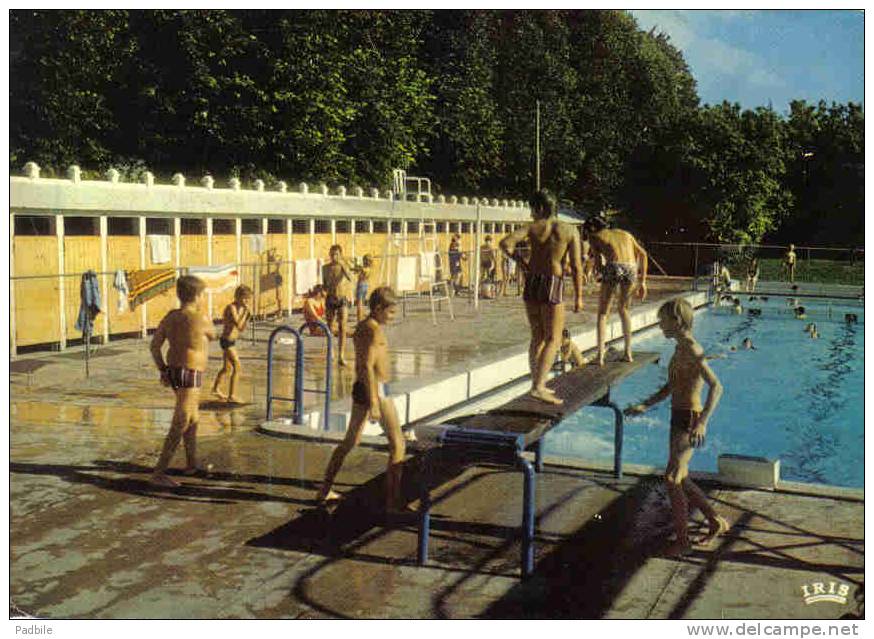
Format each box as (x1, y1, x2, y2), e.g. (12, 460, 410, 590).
(499, 189, 583, 405)
(624, 299, 728, 556)
(149, 275, 217, 487)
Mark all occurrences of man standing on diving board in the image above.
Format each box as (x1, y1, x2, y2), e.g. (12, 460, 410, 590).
(583, 214, 648, 366)
(500, 189, 583, 405)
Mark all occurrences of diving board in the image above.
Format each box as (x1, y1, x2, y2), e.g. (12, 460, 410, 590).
(416, 351, 660, 579)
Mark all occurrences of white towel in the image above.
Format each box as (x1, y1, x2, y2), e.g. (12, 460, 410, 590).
(186, 264, 239, 293)
(113, 269, 130, 313)
(248, 234, 266, 254)
(147, 235, 172, 264)
(418, 252, 438, 281)
(396, 256, 418, 292)
(294, 259, 320, 295)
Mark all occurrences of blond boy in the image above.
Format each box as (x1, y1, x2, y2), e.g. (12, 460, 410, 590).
(500, 189, 583, 405)
(149, 276, 217, 487)
(625, 299, 728, 555)
(316, 287, 407, 513)
(784, 244, 797, 283)
(211, 285, 252, 403)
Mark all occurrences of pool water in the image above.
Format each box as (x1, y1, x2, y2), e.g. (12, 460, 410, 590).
(545, 297, 865, 488)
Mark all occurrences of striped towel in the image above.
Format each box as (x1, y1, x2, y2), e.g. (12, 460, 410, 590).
(127, 268, 177, 309)
(185, 264, 239, 293)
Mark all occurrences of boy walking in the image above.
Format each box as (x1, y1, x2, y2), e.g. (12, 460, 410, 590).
(322, 244, 354, 366)
(149, 276, 216, 487)
(625, 299, 728, 556)
(500, 189, 583, 405)
(211, 285, 253, 403)
(316, 287, 407, 512)
(583, 215, 648, 366)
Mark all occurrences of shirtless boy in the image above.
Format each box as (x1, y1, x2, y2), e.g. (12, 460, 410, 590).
(784, 244, 797, 283)
(625, 299, 728, 556)
(354, 255, 374, 323)
(322, 244, 355, 366)
(500, 189, 583, 405)
(149, 275, 217, 487)
(583, 215, 648, 366)
(315, 287, 407, 512)
(559, 328, 588, 369)
(211, 285, 252, 403)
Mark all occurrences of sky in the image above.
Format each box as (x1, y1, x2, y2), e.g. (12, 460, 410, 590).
(628, 10, 864, 113)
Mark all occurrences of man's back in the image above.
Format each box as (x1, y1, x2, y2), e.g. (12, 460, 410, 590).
(527, 219, 576, 276)
(592, 228, 638, 263)
(163, 308, 210, 370)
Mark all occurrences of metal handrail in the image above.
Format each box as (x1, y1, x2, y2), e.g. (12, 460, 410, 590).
(265, 325, 304, 424)
(298, 320, 333, 432)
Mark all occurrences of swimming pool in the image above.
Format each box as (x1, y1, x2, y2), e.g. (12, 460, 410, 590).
(545, 296, 865, 488)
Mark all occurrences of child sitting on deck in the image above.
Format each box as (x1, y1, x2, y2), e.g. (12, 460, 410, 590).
(558, 328, 589, 370)
(149, 275, 217, 487)
(624, 298, 728, 556)
(315, 287, 408, 514)
(211, 285, 252, 404)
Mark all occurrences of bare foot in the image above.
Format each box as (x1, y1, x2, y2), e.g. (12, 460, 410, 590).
(597, 355, 606, 367)
(212, 390, 228, 401)
(624, 351, 634, 363)
(226, 396, 245, 405)
(530, 388, 564, 405)
(316, 489, 343, 504)
(149, 473, 180, 488)
(337, 358, 348, 368)
(386, 503, 417, 515)
(697, 516, 730, 546)
(663, 539, 692, 557)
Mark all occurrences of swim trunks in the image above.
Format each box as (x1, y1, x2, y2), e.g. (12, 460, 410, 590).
(602, 262, 638, 286)
(219, 337, 236, 350)
(670, 409, 699, 433)
(351, 381, 388, 407)
(356, 282, 369, 304)
(166, 366, 203, 390)
(523, 273, 563, 305)
(326, 295, 350, 311)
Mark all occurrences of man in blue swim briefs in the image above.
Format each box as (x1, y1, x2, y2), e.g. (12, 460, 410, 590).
(500, 189, 583, 405)
(584, 215, 649, 366)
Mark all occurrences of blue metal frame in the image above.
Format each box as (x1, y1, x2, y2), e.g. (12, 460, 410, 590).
(265, 320, 333, 431)
(416, 387, 626, 579)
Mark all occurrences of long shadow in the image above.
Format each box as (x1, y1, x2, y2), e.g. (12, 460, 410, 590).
(478, 477, 664, 619)
(10, 461, 316, 506)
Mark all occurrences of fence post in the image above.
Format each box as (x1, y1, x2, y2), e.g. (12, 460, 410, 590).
(206, 217, 214, 319)
(139, 216, 147, 339)
(10, 212, 15, 359)
(100, 216, 109, 344)
(693, 244, 699, 283)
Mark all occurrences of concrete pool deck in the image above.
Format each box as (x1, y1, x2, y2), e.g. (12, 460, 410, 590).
(10, 277, 864, 619)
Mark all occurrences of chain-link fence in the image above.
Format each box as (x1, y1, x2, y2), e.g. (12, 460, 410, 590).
(645, 242, 864, 287)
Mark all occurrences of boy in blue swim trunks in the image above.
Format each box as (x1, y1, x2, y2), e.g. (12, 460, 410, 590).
(149, 275, 217, 487)
(584, 215, 648, 366)
(354, 254, 373, 323)
(500, 189, 583, 405)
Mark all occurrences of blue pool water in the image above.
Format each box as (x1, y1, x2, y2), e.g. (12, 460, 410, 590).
(545, 297, 865, 488)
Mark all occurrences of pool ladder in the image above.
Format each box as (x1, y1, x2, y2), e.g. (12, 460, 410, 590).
(265, 320, 333, 431)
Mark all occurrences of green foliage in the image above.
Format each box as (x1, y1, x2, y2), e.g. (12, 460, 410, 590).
(8, 10, 864, 248)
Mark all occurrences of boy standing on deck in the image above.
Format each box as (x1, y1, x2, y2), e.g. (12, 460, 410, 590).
(211, 285, 252, 403)
(784, 244, 797, 283)
(624, 299, 728, 556)
(149, 275, 217, 487)
(315, 287, 407, 513)
(323, 244, 355, 366)
(500, 189, 583, 405)
(583, 215, 648, 366)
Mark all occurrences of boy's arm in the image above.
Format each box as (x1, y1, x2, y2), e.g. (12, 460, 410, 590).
(150, 318, 171, 384)
(499, 226, 529, 261)
(230, 305, 249, 331)
(624, 382, 671, 415)
(363, 327, 382, 420)
(568, 228, 584, 312)
(692, 358, 723, 438)
(633, 237, 648, 300)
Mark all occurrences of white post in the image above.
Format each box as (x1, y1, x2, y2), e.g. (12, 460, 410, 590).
(139, 216, 147, 338)
(173, 217, 181, 309)
(286, 218, 293, 312)
(330, 218, 337, 246)
(350, 218, 356, 259)
(100, 216, 109, 343)
(402, 220, 408, 256)
(206, 217, 214, 318)
(473, 206, 481, 309)
(56, 215, 67, 349)
(9, 212, 15, 358)
(309, 219, 315, 259)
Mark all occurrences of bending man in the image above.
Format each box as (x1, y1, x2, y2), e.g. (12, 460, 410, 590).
(500, 189, 583, 405)
(584, 215, 648, 366)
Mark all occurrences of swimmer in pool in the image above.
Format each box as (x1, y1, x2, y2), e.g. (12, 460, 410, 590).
(624, 298, 728, 556)
(315, 287, 407, 513)
(742, 337, 756, 350)
(732, 298, 743, 315)
(500, 189, 583, 404)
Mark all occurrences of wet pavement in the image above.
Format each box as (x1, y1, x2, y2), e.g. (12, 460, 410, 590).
(10, 276, 864, 619)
